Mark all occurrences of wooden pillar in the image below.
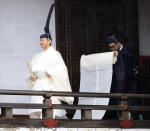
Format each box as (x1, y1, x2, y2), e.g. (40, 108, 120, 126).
(1, 108, 13, 118)
(81, 109, 92, 120)
(42, 93, 53, 119)
(118, 95, 130, 120)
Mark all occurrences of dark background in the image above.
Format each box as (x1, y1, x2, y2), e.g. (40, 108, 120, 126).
(55, 0, 150, 119)
(55, 0, 139, 92)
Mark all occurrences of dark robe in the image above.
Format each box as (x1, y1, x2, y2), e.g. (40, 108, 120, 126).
(112, 45, 138, 93)
(103, 45, 140, 120)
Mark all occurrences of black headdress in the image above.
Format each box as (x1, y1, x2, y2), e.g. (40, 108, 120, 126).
(106, 28, 118, 44)
(106, 28, 129, 44)
(40, 3, 55, 40)
(106, 34, 118, 44)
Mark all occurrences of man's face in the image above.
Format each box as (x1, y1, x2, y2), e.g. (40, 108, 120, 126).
(40, 38, 51, 49)
(108, 42, 120, 51)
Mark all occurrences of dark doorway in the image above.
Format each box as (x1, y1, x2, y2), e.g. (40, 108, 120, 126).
(55, 0, 139, 93)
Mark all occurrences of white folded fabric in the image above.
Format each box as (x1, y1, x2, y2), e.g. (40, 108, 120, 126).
(74, 52, 117, 119)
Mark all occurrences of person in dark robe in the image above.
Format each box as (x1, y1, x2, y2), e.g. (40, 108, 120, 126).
(103, 31, 140, 120)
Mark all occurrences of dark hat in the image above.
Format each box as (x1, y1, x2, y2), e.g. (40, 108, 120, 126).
(106, 34, 118, 44)
(41, 3, 55, 40)
(40, 33, 52, 40)
(106, 28, 129, 44)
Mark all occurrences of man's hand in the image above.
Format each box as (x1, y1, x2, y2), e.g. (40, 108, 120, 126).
(114, 51, 118, 57)
(45, 72, 51, 78)
(30, 73, 37, 81)
(135, 70, 138, 74)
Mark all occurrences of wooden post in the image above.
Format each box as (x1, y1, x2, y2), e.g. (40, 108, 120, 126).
(1, 108, 13, 118)
(42, 92, 53, 119)
(81, 109, 92, 120)
(118, 95, 130, 120)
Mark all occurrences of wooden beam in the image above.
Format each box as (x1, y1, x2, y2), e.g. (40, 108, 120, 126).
(0, 119, 150, 128)
(0, 115, 29, 118)
(0, 90, 150, 99)
(0, 103, 150, 111)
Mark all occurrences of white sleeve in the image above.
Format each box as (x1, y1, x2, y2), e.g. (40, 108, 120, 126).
(26, 75, 35, 90)
(26, 57, 35, 90)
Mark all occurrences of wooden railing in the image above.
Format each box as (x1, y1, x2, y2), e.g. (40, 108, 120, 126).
(0, 90, 150, 128)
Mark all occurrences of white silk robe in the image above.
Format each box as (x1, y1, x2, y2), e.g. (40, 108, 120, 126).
(26, 46, 74, 118)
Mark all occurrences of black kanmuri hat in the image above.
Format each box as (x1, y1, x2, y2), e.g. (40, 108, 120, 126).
(40, 3, 55, 40)
(106, 28, 129, 44)
(40, 33, 52, 40)
(106, 34, 118, 44)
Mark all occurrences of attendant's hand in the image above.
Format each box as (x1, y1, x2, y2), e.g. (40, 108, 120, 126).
(30, 73, 37, 81)
(134, 69, 138, 75)
(135, 70, 138, 74)
(114, 51, 118, 57)
(45, 72, 51, 78)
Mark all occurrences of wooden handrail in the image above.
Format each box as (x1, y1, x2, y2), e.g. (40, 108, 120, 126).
(0, 89, 150, 99)
(0, 89, 150, 128)
(0, 103, 150, 111)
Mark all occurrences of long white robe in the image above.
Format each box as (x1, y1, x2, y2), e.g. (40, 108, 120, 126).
(26, 46, 74, 118)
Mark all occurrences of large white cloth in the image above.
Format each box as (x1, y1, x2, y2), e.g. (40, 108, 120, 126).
(73, 52, 117, 119)
(26, 46, 74, 118)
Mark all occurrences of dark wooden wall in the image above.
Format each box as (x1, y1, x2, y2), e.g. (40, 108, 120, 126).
(55, 0, 139, 93)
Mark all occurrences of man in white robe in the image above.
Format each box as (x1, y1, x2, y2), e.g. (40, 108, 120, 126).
(26, 33, 74, 119)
